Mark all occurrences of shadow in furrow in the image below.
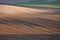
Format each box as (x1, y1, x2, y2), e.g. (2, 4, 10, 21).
(35, 18, 60, 27)
(0, 18, 43, 27)
(0, 17, 60, 28)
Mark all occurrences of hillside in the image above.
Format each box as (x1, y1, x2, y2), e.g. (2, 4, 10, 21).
(29, 0, 60, 4)
(0, 0, 60, 5)
(12, 0, 60, 4)
(11, 0, 60, 8)
(0, 4, 60, 34)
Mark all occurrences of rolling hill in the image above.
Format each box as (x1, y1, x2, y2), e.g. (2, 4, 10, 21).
(0, 0, 60, 40)
(0, 2, 60, 40)
(29, 0, 60, 4)
(12, 0, 60, 4)
(10, 0, 60, 8)
(0, 4, 60, 34)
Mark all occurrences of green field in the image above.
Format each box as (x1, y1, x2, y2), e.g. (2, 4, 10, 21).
(11, 0, 60, 8)
(12, 3, 60, 8)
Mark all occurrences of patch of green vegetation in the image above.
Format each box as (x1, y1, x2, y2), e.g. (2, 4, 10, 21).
(11, 0, 60, 8)
(29, 0, 60, 4)
(13, 4, 60, 8)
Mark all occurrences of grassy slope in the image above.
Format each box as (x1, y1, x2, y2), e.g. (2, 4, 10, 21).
(11, 0, 60, 8)
(29, 0, 60, 4)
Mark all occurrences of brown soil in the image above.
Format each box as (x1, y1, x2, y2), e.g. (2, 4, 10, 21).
(0, 4, 60, 34)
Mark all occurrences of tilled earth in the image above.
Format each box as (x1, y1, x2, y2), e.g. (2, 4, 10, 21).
(0, 4, 60, 40)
